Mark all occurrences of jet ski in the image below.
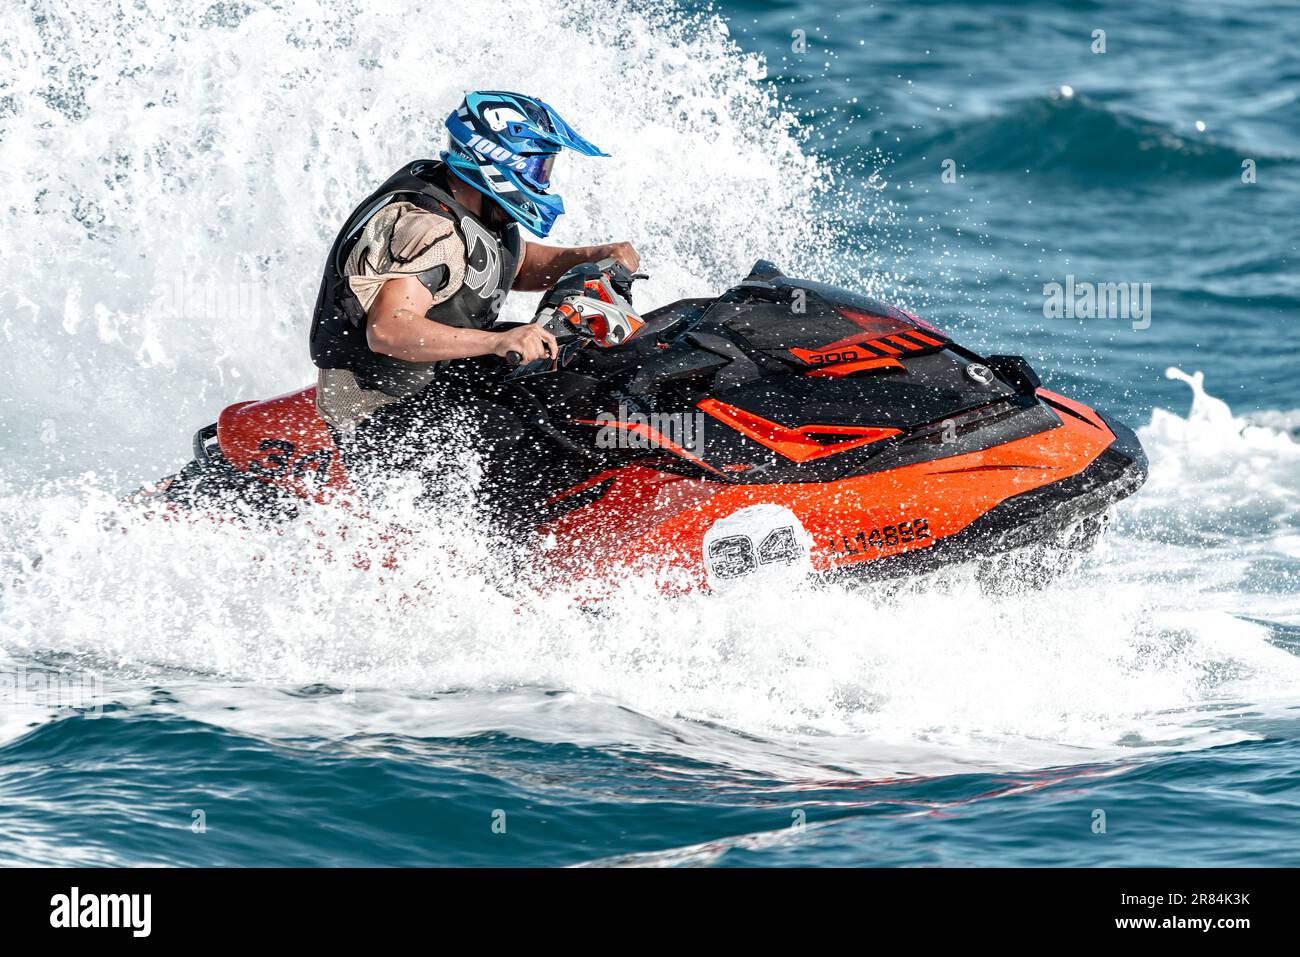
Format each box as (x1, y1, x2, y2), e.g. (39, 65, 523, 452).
(140, 259, 1147, 589)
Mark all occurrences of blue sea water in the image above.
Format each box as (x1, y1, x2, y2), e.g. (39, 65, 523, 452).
(0, 0, 1298, 866)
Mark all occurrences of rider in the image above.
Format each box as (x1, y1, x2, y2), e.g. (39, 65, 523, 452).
(308, 90, 639, 490)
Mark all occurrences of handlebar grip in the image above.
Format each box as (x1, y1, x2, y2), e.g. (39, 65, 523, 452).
(506, 350, 523, 366)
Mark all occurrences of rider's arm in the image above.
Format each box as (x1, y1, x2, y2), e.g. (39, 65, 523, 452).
(366, 277, 556, 364)
(514, 240, 641, 291)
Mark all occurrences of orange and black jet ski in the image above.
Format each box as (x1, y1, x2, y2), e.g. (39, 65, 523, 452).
(144, 260, 1146, 589)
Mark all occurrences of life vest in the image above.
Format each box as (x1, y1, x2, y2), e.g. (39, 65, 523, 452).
(309, 159, 521, 397)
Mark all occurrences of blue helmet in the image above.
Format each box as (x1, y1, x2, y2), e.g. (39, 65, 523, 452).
(441, 91, 608, 238)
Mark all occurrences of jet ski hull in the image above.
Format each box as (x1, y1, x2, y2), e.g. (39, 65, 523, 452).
(137, 262, 1148, 590)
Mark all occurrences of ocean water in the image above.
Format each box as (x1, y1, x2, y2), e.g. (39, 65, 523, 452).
(0, 0, 1297, 867)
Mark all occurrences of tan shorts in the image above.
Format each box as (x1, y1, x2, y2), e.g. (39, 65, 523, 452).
(315, 367, 401, 433)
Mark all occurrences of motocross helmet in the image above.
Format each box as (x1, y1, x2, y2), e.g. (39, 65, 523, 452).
(442, 91, 608, 238)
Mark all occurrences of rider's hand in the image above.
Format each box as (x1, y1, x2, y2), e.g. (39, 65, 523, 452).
(494, 323, 558, 364)
(602, 241, 641, 273)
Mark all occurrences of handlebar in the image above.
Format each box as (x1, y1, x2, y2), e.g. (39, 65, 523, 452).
(500, 258, 648, 380)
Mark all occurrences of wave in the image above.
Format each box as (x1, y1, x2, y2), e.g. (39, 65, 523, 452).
(1126, 368, 1300, 556)
(902, 90, 1276, 180)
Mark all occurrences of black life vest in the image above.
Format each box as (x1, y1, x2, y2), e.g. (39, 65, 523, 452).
(309, 160, 521, 397)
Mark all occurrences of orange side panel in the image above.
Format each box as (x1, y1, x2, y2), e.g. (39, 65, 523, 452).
(538, 396, 1116, 590)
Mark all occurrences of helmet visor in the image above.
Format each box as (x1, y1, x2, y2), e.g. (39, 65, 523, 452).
(519, 152, 556, 191)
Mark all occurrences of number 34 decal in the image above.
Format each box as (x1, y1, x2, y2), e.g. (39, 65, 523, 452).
(707, 526, 802, 581)
(246, 439, 333, 485)
(701, 504, 814, 587)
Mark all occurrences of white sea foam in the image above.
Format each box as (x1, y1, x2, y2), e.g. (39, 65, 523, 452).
(0, 0, 842, 482)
